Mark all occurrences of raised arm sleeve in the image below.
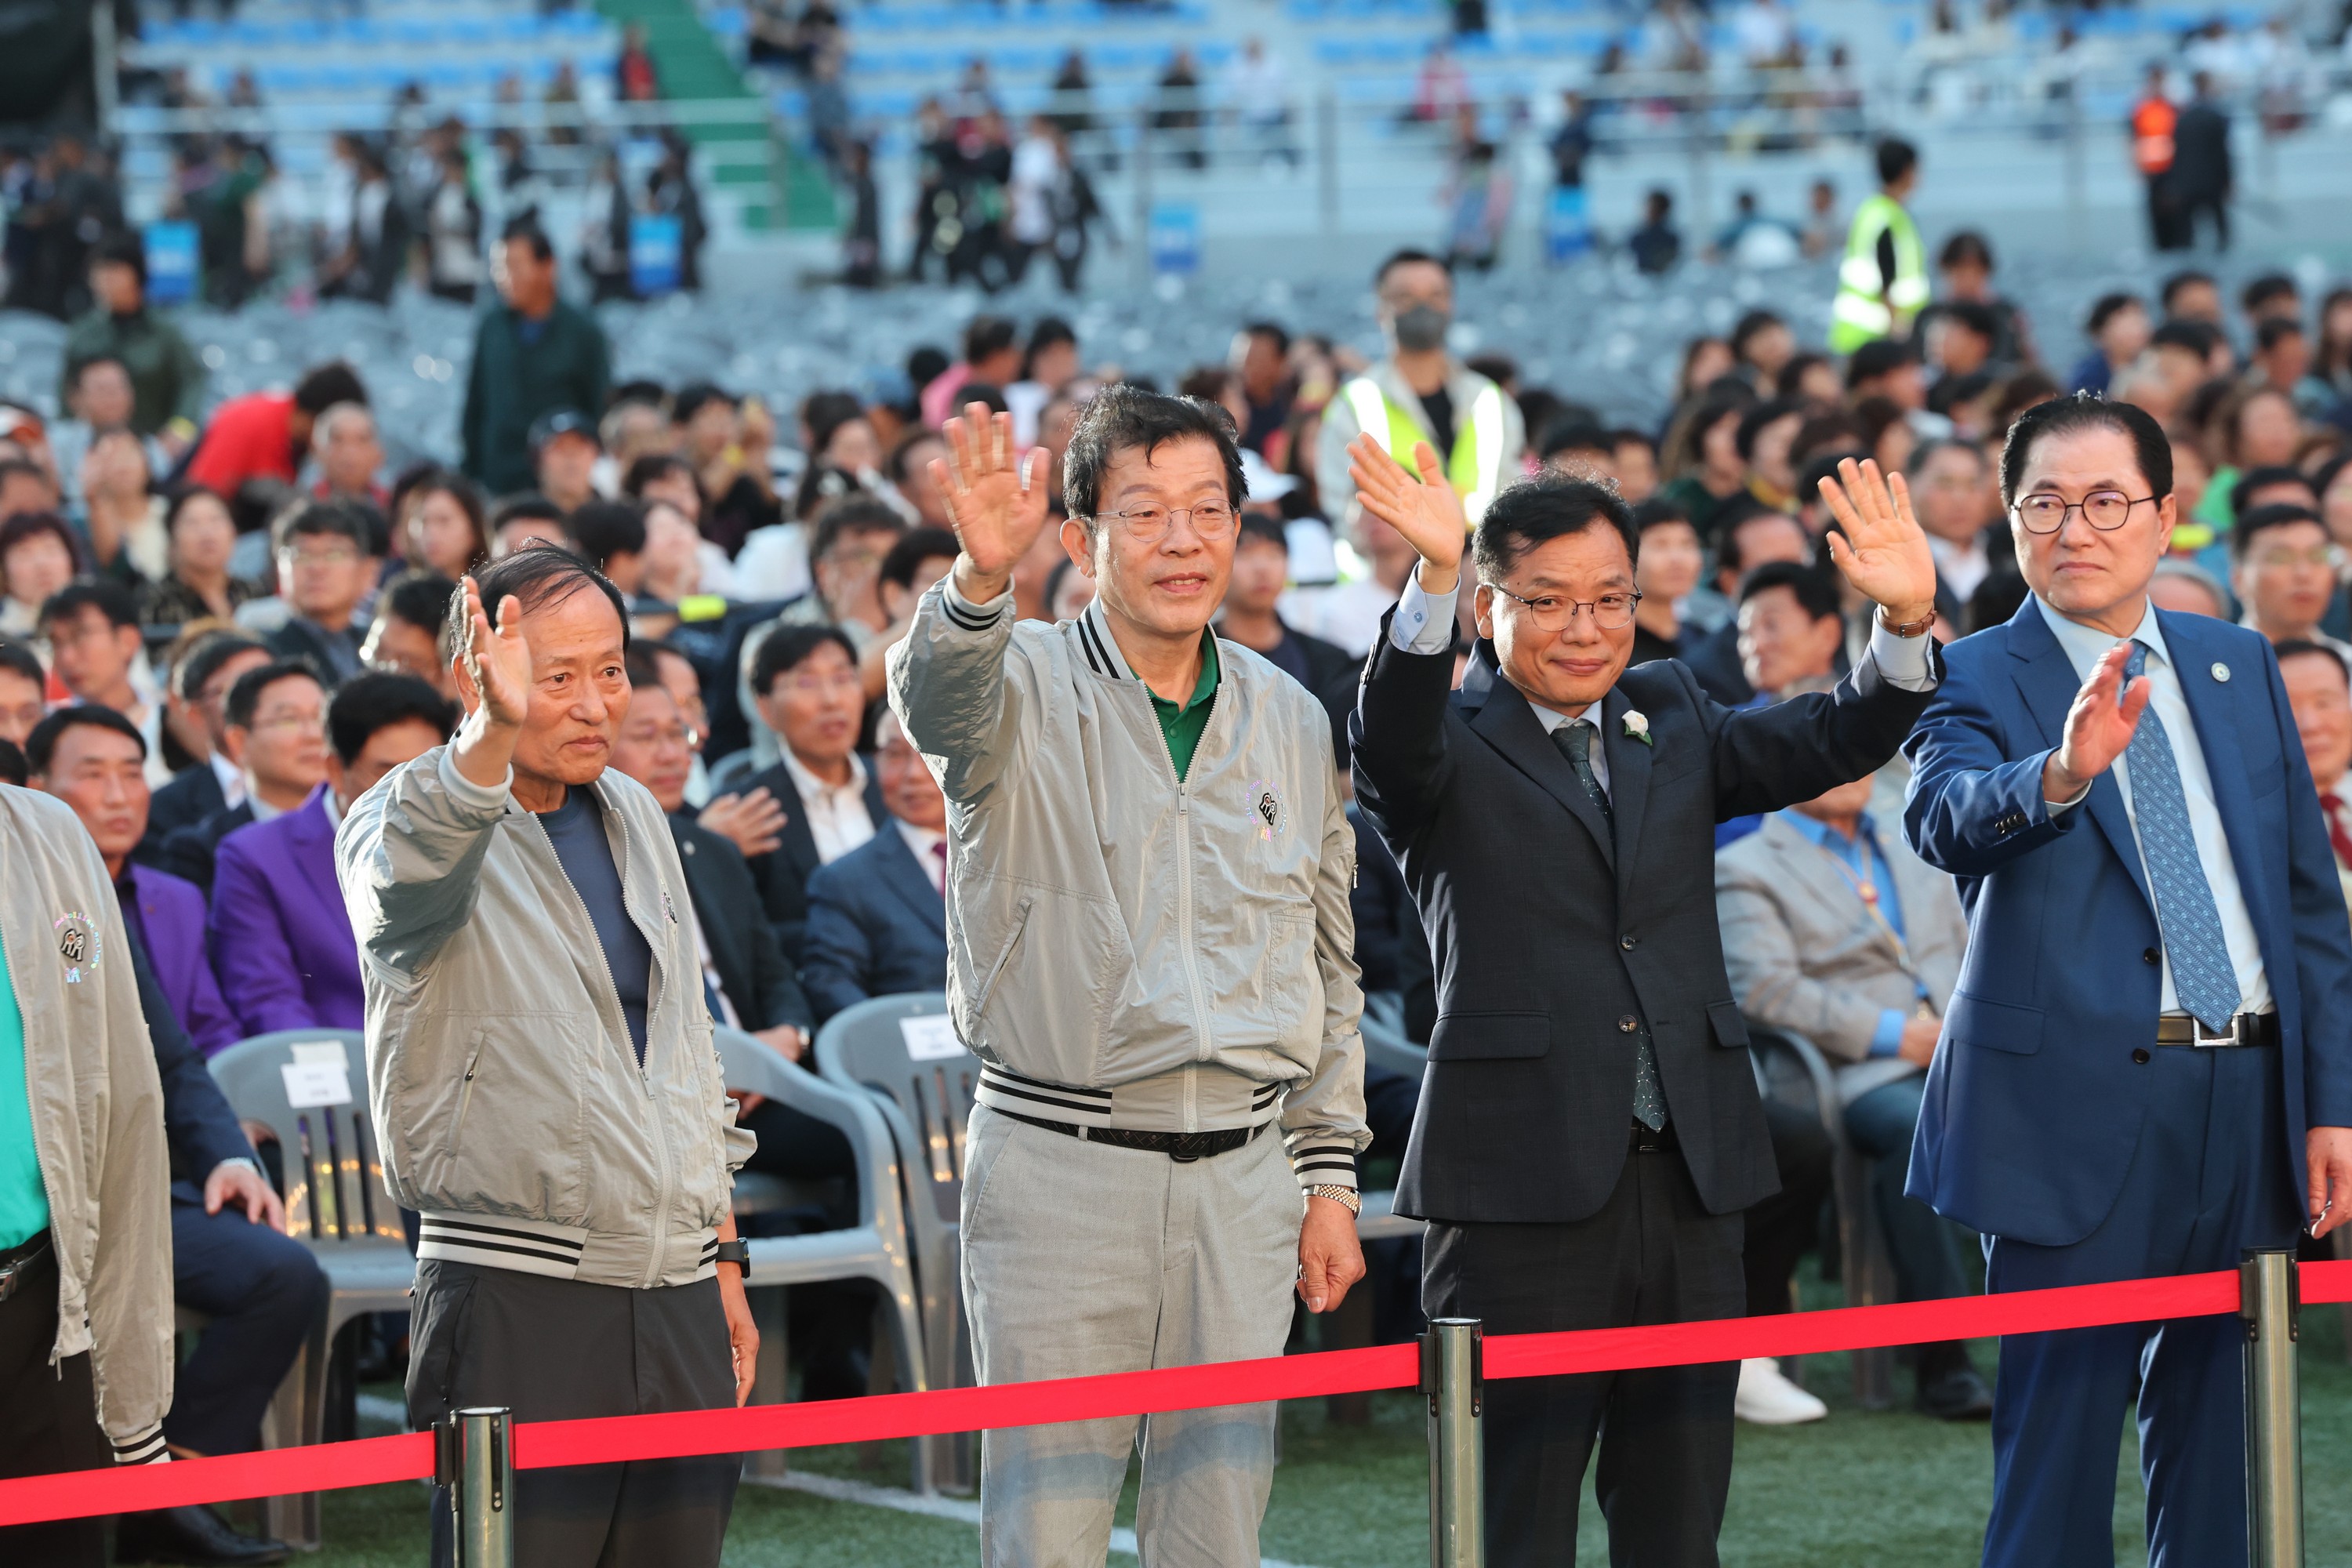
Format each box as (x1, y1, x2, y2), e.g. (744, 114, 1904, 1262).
(336, 746, 510, 984)
(886, 577, 1040, 808)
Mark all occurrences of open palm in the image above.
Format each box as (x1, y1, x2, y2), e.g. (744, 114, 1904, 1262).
(460, 575, 532, 727)
(1347, 434, 1465, 578)
(934, 402, 1050, 582)
(1814, 456, 1937, 619)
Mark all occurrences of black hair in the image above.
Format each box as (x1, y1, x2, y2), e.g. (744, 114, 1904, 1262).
(1846, 339, 1917, 390)
(1875, 136, 1918, 185)
(2085, 292, 2143, 336)
(163, 485, 233, 539)
(1965, 568, 2031, 635)
(1716, 503, 1807, 577)
(326, 670, 456, 766)
(1798, 449, 1870, 506)
(375, 569, 458, 637)
(26, 702, 146, 773)
(0, 637, 45, 692)
(1937, 230, 1994, 273)
(1470, 471, 1638, 583)
(0, 739, 24, 786)
(793, 463, 863, 522)
(566, 499, 648, 574)
(963, 315, 1019, 365)
(621, 644, 666, 693)
(292, 361, 368, 417)
(809, 495, 908, 569)
(1609, 426, 1657, 456)
(91, 229, 147, 285)
(906, 345, 951, 397)
(801, 390, 866, 456)
(2257, 317, 2307, 353)
(1734, 399, 1804, 463)
(884, 426, 945, 485)
(1062, 383, 1245, 525)
(1022, 316, 1077, 379)
(1737, 558, 1842, 622)
(1907, 435, 1988, 477)
(621, 452, 696, 499)
(172, 631, 268, 702)
(2242, 273, 2300, 315)
(2231, 502, 2327, 560)
(750, 623, 858, 697)
(499, 216, 554, 261)
(2274, 637, 2350, 684)
(1374, 247, 1450, 287)
(954, 382, 1011, 418)
(450, 544, 630, 659)
(71, 353, 130, 390)
(2229, 464, 2317, 521)
(2161, 269, 2217, 314)
(1241, 320, 1291, 356)
(488, 493, 568, 551)
(38, 578, 141, 633)
(1629, 495, 1693, 535)
(1730, 309, 1786, 364)
(879, 527, 960, 593)
(225, 658, 325, 731)
(1238, 513, 1288, 552)
(280, 498, 371, 550)
(2151, 319, 2219, 358)
(672, 382, 733, 426)
(1998, 393, 2172, 508)
(1538, 419, 1613, 463)
(1939, 301, 2001, 343)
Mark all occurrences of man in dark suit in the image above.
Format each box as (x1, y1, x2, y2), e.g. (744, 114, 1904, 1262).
(1904, 394, 2352, 1566)
(142, 633, 271, 862)
(801, 707, 948, 1023)
(2170, 71, 2233, 253)
(1347, 431, 1940, 1566)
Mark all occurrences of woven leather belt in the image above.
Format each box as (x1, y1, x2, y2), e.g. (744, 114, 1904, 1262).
(0, 1230, 51, 1304)
(2154, 1011, 2280, 1047)
(996, 1109, 1266, 1162)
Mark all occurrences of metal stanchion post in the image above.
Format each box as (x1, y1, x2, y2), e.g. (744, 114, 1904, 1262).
(1421, 1318, 1484, 1568)
(2241, 1249, 2303, 1568)
(436, 1407, 516, 1568)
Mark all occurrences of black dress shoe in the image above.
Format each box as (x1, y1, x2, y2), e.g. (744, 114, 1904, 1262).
(1917, 1362, 1996, 1421)
(114, 1504, 292, 1565)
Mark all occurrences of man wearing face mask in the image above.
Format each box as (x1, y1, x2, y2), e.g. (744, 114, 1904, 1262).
(1315, 249, 1525, 530)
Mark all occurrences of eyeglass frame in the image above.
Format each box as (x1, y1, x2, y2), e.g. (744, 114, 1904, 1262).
(2008, 490, 2159, 535)
(1486, 583, 1646, 632)
(1080, 503, 1241, 546)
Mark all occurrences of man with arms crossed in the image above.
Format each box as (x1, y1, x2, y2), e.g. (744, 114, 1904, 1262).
(1904, 394, 2352, 1566)
(339, 550, 758, 1568)
(891, 393, 1368, 1568)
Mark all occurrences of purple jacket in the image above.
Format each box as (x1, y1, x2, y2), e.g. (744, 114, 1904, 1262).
(209, 785, 364, 1036)
(122, 862, 244, 1057)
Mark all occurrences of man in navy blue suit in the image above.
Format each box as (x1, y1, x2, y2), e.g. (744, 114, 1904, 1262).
(801, 706, 950, 1023)
(1904, 394, 2352, 1567)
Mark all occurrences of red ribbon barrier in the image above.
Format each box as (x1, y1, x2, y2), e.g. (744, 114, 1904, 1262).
(5, 1259, 2347, 1529)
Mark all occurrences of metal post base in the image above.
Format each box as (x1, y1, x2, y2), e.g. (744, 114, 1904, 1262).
(1421, 1318, 1484, 1568)
(2240, 1249, 2303, 1568)
(436, 1407, 515, 1568)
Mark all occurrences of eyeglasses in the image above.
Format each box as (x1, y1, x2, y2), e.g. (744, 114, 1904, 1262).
(2251, 546, 2343, 573)
(249, 711, 325, 735)
(1087, 504, 1239, 546)
(2011, 491, 2156, 534)
(278, 544, 365, 568)
(778, 670, 864, 699)
(1488, 585, 1643, 632)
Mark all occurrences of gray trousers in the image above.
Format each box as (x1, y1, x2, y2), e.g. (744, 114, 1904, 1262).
(962, 1103, 1303, 1568)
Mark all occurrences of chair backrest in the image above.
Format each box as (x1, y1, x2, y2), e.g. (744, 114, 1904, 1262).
(1360, 1008, 1428, 1082)
(207, 1030, 405, 1247)
(715, 1025, 910, 1247)
(812, 993, 968, 1229)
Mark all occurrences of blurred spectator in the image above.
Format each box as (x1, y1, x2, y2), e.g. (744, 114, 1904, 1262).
(143, 634, 272, 856)
(1730, 310, 1795, 393)
(397, 470, 490, 580)
(2249, 318, 2332, 419)
(2233, 504, 2352, 657)
(363, 572, 459, 699)
(1216, 514, 1356, 747)
(648, 137, 710, 292)
(2149, 557, 2230, 619)
(675, 385, 779, 557)
(2171, 73, 2232, 252)
(1659, 389, 1754, 539)
(618, 22, 662, 101)
(49, 356, 162, 514)
(1229, 322, 1294, 456)
(157, 659, 328, 892)
(1628, 496, 1705, 666)
(0, 506, 78, 637)
(1683, 503, 1811, 704)
(2278, 640, 2352, 916)
(318, 143, 407, 305)
(921, 317, 1024, 431)
(531, 410, 601, 515)
(2067, 293, 2151, 396)
(264, 502, 373, 683)
(0, 637, 45, 746)
(58, 232, 202, 451)
(211, 671, 453, 1039)
(41, 580, 170, 786)
(800, 706, 949, 1024)
(78, 428, 168, 586)
(423, 146, 485, 307)
(1921, 230, 2034, 370)
(144, 489, 261, 628)
(488, 492, 570, 560)
(461, 220, 612, 495)
(1628, 189, 1682, 275)
(1909, 437, 2005, 622)
(1830, 138, 1926, 353)
(186, 361, 369, 499)
(568, 499, 651, 594)
(310, 403, 387, 510)
(1798, 176, 1838, 260)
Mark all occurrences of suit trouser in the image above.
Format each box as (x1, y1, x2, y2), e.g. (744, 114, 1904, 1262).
(0, 1240, 110, 1568)
(961, 1102, 1302, 1568)
(405, 1261, 740, 1568)
(1423, 1136, 1745, 1568)
(165, 1196, 330, 1457)
(1981, 1041, 2299, 1568)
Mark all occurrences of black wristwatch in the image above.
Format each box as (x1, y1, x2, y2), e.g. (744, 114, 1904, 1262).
(713, 1240, 750, 1273)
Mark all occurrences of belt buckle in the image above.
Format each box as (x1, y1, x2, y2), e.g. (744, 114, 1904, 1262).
(1168, 1131, 1209, 1163)
(2194, 1014, 2244, 1048)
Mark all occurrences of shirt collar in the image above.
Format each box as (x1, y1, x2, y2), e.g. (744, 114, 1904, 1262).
(2034, 592, 2169, 679)
(1526, 699, 1600, 734)
(896, 819, 946, 857)
(1148, 630, 1221, 717)
(1779, 808, 1879, 852)
(781, 745, 868, 803)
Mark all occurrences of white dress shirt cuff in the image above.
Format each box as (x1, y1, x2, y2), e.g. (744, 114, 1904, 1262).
(1866, 619, 1937, 691)
(1389, 572, 1460, 656)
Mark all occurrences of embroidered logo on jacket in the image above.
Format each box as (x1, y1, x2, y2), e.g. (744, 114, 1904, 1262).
(1249, 782, 1284, 841)
(54, 911, 100, 983)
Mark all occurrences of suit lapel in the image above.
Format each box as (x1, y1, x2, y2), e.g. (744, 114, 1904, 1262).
(876, 829, 948, 937)
(1599, 687, 1651, 906)
(2003, 600, 2152, 912)
(764, 764, 822, 881)
(285, 792, 346, 924)
(1461, 653, 1614, 868)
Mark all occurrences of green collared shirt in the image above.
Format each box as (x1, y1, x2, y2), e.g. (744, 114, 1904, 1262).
(0, 920, 48, 1250)
(1149, 632, 1221, 783)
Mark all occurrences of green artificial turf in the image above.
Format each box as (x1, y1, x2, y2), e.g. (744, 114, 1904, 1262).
(288, 1283, 2352, 1566)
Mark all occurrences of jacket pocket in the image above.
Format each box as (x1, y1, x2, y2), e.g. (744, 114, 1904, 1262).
(1427, 1011, 1551, 1061)
(1707, 1001, 1751, 1049)
(431, 1014, 590, 1217)
(971, 895, 1035, 1018)
(1944, 990, 2045, 1055)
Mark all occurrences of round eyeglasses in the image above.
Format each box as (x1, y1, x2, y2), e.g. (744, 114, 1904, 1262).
(2010, 491, 2156, 534)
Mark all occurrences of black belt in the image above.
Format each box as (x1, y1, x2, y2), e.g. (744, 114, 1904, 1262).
(996, 1109, 1267, 1162)
(2154, 1011, 2280, 1048)
(0, 1230, 51, 1304)
(1629, 1120, 1679, 1153)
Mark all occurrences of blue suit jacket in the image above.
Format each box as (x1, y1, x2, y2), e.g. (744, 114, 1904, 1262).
(800, 826, 948, 1025)
(1902, 597, 2352, 1246)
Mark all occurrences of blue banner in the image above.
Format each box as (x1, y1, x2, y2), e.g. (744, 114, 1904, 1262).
(629, 214, 683, 297)
(144, 222, 200, 305)
(1147, 203, 1200, 278)
(1544, 187, 1592, 265)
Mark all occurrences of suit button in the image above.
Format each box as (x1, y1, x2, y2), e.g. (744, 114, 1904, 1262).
(2143, 948, 2160, 966)
(1618, 1015, 1639, 1033)
(2132, 1048, 2152, 1065)
(1620, 935, 1637, 950)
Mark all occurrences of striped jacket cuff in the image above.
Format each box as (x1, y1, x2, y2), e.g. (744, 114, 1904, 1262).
(1286, 1134, 1360, 1192)
(941, 579, 1011, 632)
(113, 1425, 169, 1465)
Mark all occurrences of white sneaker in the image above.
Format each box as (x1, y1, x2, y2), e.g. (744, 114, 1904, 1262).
(1733, 1357, 1828, 1425)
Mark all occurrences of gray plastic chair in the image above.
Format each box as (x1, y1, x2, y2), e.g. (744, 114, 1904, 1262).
(207, 1030, 416, 1548)
(1748, 1022, 1901, 1409)
(808, 993, 976, 1490)
(715, 1027, 931, 1492)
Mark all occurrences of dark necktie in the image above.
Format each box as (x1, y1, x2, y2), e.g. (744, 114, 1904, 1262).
(2120, 644, 2241, 1032)
(2322, 793, 2352, 873)
(1553, 719, 1666, 1131)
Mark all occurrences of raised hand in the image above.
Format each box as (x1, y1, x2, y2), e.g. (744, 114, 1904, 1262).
(459, 575, 532, 729)
(934, 401, 1050, 598)
(699, 786, 786, 859)
(1815, 456, 1938, 626)
(2044, 641, 2151, 804)
(1347, 434, 1465, 590)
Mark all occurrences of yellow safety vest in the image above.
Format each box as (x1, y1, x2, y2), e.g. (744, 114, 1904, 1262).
(1829, 194, 1929, 354)
(1343, 375, 1508, 525)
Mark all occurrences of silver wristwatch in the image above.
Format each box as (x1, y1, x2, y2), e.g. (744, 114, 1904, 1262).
(1308, 1184, 1362, 1215)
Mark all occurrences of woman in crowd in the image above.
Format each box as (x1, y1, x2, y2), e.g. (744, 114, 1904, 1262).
(82, 427, 169, 587)
(1659, 386, 1755, 539)
(1628, 495, 1706, 666)
(2199, 382, 2303, 529)
(143, 488, 263, 626)
(0, 509, 85, 638)
(397, 468, 489, 580)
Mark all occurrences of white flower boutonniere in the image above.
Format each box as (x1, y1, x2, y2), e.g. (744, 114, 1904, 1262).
(1623, 710, 1652, 746)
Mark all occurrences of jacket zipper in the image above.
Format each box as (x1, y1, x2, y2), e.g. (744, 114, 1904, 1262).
(4, 924, 67, 1370)
(1169, 681, 1221, 1128)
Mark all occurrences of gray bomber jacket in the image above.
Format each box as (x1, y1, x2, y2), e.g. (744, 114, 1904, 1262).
(4, 787, 172, 1464)
(336, 750, 753, 1287)
(888, 583, 1370, 1189)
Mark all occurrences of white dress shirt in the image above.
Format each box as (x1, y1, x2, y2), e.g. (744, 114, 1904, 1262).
(2034, 594, 2271, 1014)
(210, 750, 248, 811)
(1929, 532, 1993, 606)
(1390, 572, 1941, 800)
(782, 747, 878, 864)
(897, 820, 949, 896)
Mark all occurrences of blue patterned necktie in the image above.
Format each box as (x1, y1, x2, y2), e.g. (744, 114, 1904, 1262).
(2122, 643, 2242, 1031)
(1555, 720, 1668, 1130)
